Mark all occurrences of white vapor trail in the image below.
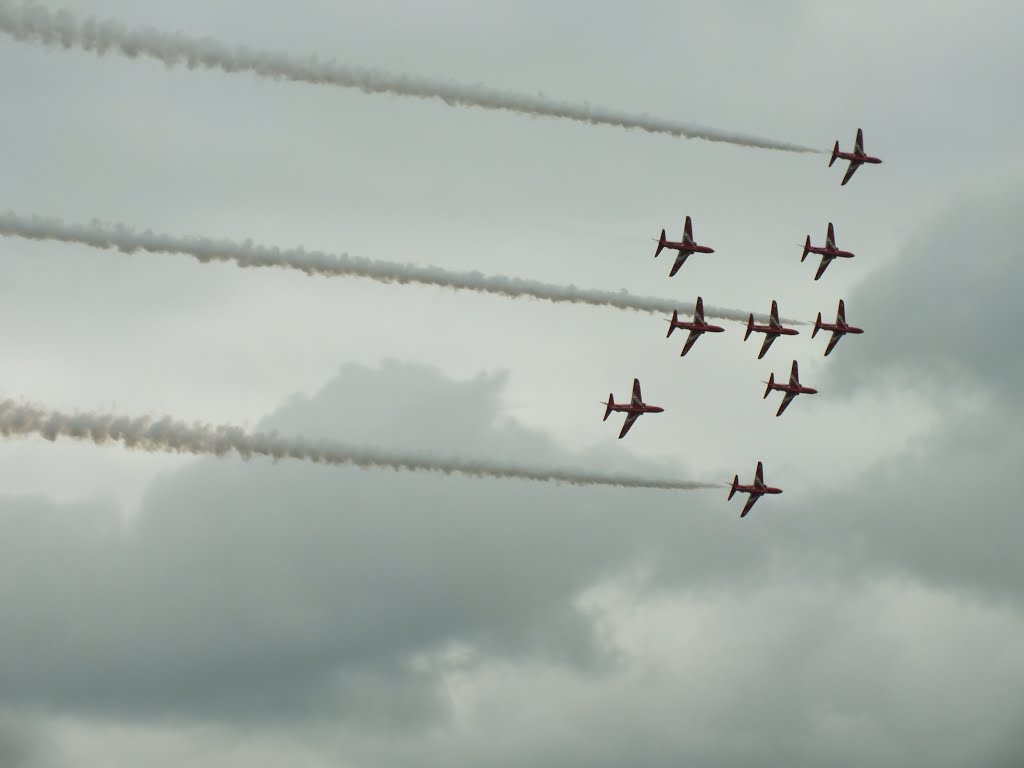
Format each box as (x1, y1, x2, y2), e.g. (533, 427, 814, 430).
(0, 400, 716, 492)
(0, 2, 821, 155)
(0, 211, 799, 324)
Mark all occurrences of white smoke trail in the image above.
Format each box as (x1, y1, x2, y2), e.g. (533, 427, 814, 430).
(0, 211, 800, 324)
(0, 2, 821, 155)
(0, 399, 716, 491)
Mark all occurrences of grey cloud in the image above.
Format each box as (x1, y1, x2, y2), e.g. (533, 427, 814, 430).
(0, 361, 721, 724)
(776, 178, 1024, 600)
(0, 711, 49, 768)
(825, 178, 1024, 399)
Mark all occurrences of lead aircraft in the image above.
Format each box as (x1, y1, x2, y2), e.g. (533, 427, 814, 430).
(728, 461, 783, 518)
(602, 378, 664, 439)
(813, 299, 864, 356)
(829, 128, 882, 186)
(744, 300, 799, 359)
(666, 296, 725, 356)
(654, 215, 715, 276)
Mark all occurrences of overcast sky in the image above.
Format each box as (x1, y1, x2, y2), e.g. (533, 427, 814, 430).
(1, 1, 1023, 765)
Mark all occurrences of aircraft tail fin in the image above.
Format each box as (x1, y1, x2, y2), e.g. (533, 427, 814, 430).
(667, 310, 678, 338)
(829, 140, 839, 167)
(801, 235, 811, 262)
(744, 314, 754, 341)
(603, 396, 614, 421)
(728, 475, 739, 501)
(812, 312, 822, 337)
(764, 373, 774, 399)
(655, 229, 666, 258)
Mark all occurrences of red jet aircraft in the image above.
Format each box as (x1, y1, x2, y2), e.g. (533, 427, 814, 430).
(764, 360, 818, 417)
(744, 300, 799, 359)
(728, 460, 783, 518)
(602, 378, 664, 439)
(829, 128, 882, 186)
(654, 215, 715, 277)
(666, 296, 725, 356)
(801, 222, 855, 281)
(813, 299, 864, 356)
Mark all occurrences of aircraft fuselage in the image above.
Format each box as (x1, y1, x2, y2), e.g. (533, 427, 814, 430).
(767, 383, 818, 396)
(806, 245, 855, 259)
(835, 151, 882, 165)
(734, 484, 783, 496)
(670, 321, 725, 334)
(749, 324, 798, 337)
(606, 403, 664, 415)
(661, 241, 715, 255)
(815, 322, 863, 335)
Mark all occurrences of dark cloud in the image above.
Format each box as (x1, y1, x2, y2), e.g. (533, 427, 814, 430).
(0, 711, 49, 768)
(825, 178, 1024, 399)
(780, 179, 1024, 600)
(0, 361, 721, 724)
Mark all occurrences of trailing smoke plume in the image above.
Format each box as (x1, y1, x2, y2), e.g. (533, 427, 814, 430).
(0, 2, 821, 154)
(0, 399, 716, 491)
(0, 211, 799, 323)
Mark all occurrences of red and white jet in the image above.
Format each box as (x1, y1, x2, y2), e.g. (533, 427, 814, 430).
(829, 128, 882, 186)
(764, 360, 818, 417)
(744, 300, 799, 359)
(728, 460, 783, 518)
(666, 296, 725, 356)
(813, 299, 864, 356)
(602, 378, 664, 439)
(801, 222, 855, 281)
(654, 215, 715, 277)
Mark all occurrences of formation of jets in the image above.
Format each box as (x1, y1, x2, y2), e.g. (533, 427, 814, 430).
(604, 129, 879, 518)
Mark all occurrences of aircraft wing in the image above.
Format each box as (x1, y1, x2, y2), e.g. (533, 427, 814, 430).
(814, 255, 834, 281)
(789, 360, 800, 386)
(681, 329, 701, 356)
(824, 330, 843, 356)
(740, 492, 761, 518)
(776, 391, 797, 417)
(841, 160, 861, 186)
(631, 378, 643, 405)
(618, 411, 640, 439)
(854, 128, 864, 154)
(669, 252, 689, 277)
(757, 333, 777, 359)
